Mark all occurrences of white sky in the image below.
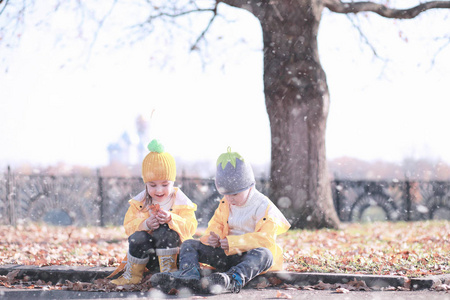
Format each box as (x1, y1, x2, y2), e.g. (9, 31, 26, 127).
(0, 1, 449, 170)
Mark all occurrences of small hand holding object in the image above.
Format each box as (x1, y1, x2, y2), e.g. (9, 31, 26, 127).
(146, 214, 160, 230)
(156, 209, 172, 224)
(208, 231, 220, 248)
(219, 237, 229, 251)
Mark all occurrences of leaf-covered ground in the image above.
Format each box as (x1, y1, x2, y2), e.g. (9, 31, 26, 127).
(280, 221, 449, 278)
(1, 221, 448, 279)
(0, 224, 128, 268)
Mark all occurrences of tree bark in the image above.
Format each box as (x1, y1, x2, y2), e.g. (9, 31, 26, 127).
(245, 0, 340, 229)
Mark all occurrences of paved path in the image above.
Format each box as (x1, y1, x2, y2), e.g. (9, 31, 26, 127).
(1, 264, 449, 299)
(0, 286, 449, 300)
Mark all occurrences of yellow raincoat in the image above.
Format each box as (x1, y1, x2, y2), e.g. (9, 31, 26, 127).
(123, 188, 197, 240)
(199, 192, 290, 271)
(108, 188, 197, 278)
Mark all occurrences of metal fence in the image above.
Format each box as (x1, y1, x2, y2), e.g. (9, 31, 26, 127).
(1, 167, 449, 227)
(332, 180, 450, 222)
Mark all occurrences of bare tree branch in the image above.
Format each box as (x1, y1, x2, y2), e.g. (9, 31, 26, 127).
(85, 0, 118, 64)
(345, 14, 382, 59)
(147, 8, 215, 22)
(0, 0, 9, 16)
(324, 0, 450, 18)
(344, 14, 391, 80)
(190, 2, 219, 51)
(142, 3, 221, 55)
(430, 35, 450, 67)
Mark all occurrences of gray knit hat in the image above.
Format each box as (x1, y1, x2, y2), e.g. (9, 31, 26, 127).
(215, 147, 255, 195)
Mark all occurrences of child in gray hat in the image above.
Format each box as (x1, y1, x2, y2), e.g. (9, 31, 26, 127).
(151, 147, 290, 294)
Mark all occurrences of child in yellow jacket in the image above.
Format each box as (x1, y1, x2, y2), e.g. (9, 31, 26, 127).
(151, 147, 290, 294)
(109, 139, 197, 285)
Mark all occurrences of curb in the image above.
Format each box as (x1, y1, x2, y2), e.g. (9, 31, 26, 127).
(252, 271, 407, 289)
(0, 264, 114, 284)
(409, 274, 450, 290)
(0, 264, 437, 290)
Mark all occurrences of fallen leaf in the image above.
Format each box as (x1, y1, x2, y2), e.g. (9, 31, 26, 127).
(6, 270, 20, 284)
(276, 290, 292, 298)
(348, 279, 371, 291)
(256, 281, 270, 289)
(268, 276, 283, 286)
(313, 281, 334, 290)
(435, 284, 450, 291)
(335, 287, 350, 293)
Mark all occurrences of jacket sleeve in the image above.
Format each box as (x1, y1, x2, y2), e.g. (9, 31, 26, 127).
(168, 205, 198, 242)
(123, 201, 149, 236)
(200, 201, 227, 244)
(225, 215, 279, 256)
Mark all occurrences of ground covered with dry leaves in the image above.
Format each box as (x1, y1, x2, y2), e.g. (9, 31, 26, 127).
(1, 224, 128, 267)
(281, 220, 450, 277)
(0, 221, 449, 294)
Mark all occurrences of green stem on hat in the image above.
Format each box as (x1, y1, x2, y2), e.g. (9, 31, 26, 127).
(147, 139, 165, 153)
(217, 147, 244, 169)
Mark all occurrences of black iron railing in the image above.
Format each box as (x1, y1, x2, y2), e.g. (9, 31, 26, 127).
(1, 167, 449, 227)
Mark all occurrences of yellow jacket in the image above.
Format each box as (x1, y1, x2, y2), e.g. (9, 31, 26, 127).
(200, 190, 290, 271)
(107, 188, 197, 278)
(123, 187, 197, 241)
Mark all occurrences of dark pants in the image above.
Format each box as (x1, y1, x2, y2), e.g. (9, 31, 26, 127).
(179, 239, 273, 286)
(128, 224, 181, 272)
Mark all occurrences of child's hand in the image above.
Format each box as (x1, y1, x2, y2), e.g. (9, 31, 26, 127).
(156, 210, 172, 224)
(146, 214, 160, 230)
(208, 231, 220, 248)
(219, 238, 229, 251)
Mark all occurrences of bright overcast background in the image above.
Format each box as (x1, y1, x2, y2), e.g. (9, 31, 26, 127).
(0, 1, 449, 170)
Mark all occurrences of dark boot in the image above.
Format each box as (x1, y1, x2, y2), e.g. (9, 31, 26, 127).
(205, 271, 243, 294)
(151, 266, 201, 293)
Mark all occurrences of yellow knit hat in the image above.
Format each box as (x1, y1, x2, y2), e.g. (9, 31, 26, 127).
(142, 139, 176, 183)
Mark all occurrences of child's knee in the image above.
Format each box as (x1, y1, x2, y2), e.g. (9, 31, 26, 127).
(180, 239, 202, 251)
(182, 239, 199, 247)
(153, 224, 178, 238)
(128, 231, 152, 246)
(251, 247, 273, 261)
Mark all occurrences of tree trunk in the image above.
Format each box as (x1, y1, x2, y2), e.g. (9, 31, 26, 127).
(251, 0, 340, 229)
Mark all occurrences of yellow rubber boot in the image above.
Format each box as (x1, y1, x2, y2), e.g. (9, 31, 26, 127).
(156, 247, 179, 273)
(111, 253, 149, 285)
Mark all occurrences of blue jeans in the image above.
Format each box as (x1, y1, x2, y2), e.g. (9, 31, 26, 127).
(128, 224, 181, 272)
(179, 239, 273, 286)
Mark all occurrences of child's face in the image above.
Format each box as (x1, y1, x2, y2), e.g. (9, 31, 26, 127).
(145, 180, 174, 203)
(224, 188, 251, 207)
